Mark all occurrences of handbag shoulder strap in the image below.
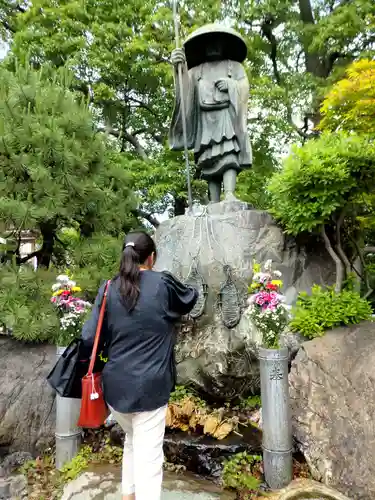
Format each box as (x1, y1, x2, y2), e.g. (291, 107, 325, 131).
(88, 280, 110, 375)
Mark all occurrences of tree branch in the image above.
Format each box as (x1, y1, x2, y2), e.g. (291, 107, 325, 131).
(18, 249, 41, 264)
(261, 15, 282, 85)
(335, 210, 351, 276)
(1, 19, 15, 33)
(321, 225, 344, 293)
(351, 238, 373, 298)
(131, 209, 160, 228)
(122, 131, 148, 160)
(132, 128, 164, 144)
(286, 104, 310, 140)
(125, 96, 159, 118)
(97, 126, 148, 160)
(298, 0, 327, 78)
(16, 4, 27, 13)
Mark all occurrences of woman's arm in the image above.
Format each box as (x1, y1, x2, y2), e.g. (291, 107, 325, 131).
(161, 271, 198, 320)
(81, 282, 107, 351)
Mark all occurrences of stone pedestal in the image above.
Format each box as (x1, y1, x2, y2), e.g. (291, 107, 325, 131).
(154, 201, 334, 400)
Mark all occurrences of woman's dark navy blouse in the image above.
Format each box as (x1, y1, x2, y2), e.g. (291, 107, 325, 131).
(81, 270, 198, 414)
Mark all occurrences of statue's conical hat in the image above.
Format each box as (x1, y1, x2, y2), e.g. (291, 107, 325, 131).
(183, 23, 247, 69)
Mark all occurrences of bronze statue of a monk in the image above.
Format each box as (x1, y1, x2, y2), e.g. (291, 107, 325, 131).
(169, 24, 252, 203)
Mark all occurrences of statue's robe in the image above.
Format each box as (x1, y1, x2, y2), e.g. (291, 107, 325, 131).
(169, 59, 252, 180)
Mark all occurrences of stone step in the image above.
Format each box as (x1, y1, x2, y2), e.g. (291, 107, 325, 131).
(61, 469, 235, 500)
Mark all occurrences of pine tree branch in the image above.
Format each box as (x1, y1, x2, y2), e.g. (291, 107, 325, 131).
(18, 249, 41, 264)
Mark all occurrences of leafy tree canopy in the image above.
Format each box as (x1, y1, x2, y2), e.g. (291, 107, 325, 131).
(320, 59, 375, 134)
(5, 0, 372, 215)
(269, 133, 375, 235)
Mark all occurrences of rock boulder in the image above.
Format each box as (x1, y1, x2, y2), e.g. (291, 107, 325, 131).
(0, 338, 56, 455)
(155, 202, 334, 400)
(289, 322, 375, 499)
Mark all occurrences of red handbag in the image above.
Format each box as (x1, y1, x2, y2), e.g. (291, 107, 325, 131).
(78, 281, 110, 428)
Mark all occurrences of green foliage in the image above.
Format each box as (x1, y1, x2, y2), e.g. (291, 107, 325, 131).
(269, 132, 375, 235)
(169, 385, 206, 408)
(67, 233, 123, 301)
(1, 0, 374, 340)
(0, 61, 135, 267)
(20, 441, 123, 498)
(126, 149, 207, 217)
(222, 452, 262, 493)
(0, 232, 125, 343)
(320, 59, 375, 134)
(290, 285, 373, 339)
(237, 395, 261, 411)
(7, 0, 221, 216)
(60, 447, 91, 481)
(3, 0, 374, 215)
(60, 441, 123, 480)
(0, 264, 59, 342)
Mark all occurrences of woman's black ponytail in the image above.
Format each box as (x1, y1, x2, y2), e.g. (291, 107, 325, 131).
(119, 231, 156, 311)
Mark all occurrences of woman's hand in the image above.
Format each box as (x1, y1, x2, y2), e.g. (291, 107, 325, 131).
(171, 48, 186, 67)
(215, 79, 229, 92)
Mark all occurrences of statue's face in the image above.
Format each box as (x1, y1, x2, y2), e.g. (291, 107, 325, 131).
(205, 39, 223, 61)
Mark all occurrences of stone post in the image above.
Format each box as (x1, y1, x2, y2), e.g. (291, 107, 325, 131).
(259, 346, 292, 489)
(55, 347, 81, 470)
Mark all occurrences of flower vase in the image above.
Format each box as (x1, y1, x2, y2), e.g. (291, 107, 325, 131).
(259, 346, 292, 490)
(55, 346, 81, 470)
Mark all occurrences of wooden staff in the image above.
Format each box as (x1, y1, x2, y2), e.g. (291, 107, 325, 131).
(172, 0, 193, 214)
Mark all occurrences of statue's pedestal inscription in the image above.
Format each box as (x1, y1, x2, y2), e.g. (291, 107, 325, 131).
(155, 202, 334, 400)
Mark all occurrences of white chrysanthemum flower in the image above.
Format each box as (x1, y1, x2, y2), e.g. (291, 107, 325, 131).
(274, 270, 282, 277)
(51, 283, 61, 292)
(264, 259, 272, 271)
(67, 280, 76, 288)
(57, 275, 70, 284)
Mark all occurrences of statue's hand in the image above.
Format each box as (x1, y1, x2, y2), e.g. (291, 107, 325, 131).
(215, 79, 229, 92)
(171, 48, 186, 67)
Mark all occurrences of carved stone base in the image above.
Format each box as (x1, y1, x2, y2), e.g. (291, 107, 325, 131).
(154, 202, 334, 400)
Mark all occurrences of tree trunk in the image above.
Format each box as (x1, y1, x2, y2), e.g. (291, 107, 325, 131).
(298, 0, 327, 79)
(321, 225, 344, 293)
(298, 0, 335, 129)
(38, 222, 57, 268)
(79, 221, 95, 238)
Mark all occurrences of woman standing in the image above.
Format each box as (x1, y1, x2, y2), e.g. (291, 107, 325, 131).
(81, 231, 198, 500)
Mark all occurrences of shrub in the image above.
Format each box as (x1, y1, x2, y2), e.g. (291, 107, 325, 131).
(0, 264, 59, 342)
(290, 285, 373, 339)
(222, 452, 262, 493)
(0, 234, 122, 343)
(237, 395, 261, 411)
(68, 233, 122, 301)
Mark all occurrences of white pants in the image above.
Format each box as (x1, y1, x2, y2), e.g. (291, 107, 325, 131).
(109, 405, 167, 500)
